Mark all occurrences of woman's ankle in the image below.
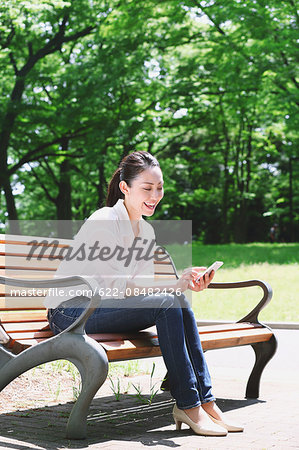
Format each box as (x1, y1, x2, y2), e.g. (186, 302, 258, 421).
(183, 405, 201, 422)
(201, 401, 223, 421)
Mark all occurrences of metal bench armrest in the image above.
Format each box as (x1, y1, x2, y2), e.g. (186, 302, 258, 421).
(208, 279, 273, 324)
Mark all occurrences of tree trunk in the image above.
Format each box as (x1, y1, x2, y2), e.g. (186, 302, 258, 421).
(289, 157, 294, 241)
(0, 78, 26, 233)
(246, 124, 253, 193)
(233, 201, 248, 243)
(98, 162, 106, 208)
(2, 174, 21, 234)
(56, 141, 72, 237)
(222, 148, 230, 242)
(220, 104, 231, 243)
(97, 146, 108, 208)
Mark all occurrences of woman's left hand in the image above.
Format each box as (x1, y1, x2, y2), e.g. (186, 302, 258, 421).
(189, 266, 215, 292)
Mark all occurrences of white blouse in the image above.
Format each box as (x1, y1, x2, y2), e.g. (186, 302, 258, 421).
(44, 199, 156, 308)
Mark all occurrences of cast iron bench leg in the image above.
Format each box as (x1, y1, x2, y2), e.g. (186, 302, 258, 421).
(246, 334, 278, 399)
(0, 332, 109, 439)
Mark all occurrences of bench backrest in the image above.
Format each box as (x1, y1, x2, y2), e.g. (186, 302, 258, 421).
(0, 233, 177, 312)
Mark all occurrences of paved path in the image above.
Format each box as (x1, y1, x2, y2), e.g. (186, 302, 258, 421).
(0, 329, 298, 449)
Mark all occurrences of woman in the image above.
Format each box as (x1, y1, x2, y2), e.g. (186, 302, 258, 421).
(46, 151, 243, 436)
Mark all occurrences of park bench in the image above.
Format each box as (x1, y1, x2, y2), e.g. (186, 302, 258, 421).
(0, 233, 277, 439)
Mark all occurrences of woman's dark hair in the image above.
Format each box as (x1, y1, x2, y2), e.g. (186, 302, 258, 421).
(106, 151, 160, 207)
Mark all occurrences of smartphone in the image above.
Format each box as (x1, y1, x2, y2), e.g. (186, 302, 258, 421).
(194, 261, 223, 283)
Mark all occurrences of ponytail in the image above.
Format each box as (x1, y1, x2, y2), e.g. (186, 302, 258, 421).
(106, 151, 160, 207)
(106, 168, 124, 207)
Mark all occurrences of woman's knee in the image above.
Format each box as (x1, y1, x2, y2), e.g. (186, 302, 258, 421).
(176, 292, 191, 309)
(159, 293, 181, 309)
(47, 307, 81, 334)
(153, 292, 190, 310)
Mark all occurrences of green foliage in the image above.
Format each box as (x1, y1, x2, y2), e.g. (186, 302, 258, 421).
(0, 0, 298, 242)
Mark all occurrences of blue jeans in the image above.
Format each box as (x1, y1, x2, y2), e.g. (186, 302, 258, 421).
(47, 293, 215, 409)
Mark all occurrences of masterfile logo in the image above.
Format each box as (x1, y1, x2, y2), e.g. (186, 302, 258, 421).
(26, 237, 168, 267)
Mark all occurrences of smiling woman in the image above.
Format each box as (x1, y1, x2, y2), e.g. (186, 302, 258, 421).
(46, 150, 244, 437)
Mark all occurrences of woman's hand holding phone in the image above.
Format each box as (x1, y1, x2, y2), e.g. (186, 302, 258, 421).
(190, 266, 215, 292)
(176, 262, 223, 293)
(190, 262, 223, 291)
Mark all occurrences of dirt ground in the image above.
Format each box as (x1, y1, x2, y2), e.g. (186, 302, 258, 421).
(0, 359, 159, 414)
(0, 364, 81, 413)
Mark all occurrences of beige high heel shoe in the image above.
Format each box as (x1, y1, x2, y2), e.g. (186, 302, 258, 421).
(207, 412, 244, 432)
(172, 404, 227, 437)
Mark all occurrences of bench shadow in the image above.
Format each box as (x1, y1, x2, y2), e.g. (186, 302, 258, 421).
(0, 392, 262, 449)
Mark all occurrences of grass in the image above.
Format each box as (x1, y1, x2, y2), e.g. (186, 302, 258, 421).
(108, 359, 150, 377)
(108, 361, 160, 403)
(191, 243, 299, 323)
(192, 242, 299, 267)
(38, 359, 151, 403)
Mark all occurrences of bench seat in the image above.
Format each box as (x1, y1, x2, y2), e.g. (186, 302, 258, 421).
(1, 314, 273, 360)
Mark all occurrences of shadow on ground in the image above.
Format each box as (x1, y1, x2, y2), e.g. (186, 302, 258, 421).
(0, 392, 262, 449)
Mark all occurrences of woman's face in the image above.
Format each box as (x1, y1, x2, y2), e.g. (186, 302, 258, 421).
(120, 166, 164, 220)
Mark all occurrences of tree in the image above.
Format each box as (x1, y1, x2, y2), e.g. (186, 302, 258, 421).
(0, 0, 111, 231)
(1, 0, 298, 242)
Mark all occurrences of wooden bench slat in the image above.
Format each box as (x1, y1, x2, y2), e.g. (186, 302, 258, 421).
(2, 261, 168, 271)
(0, 241, 166, 254)
(12, 337, 162, 358)
(9, 330, 54, 340)
(0, 247, 65, 260)
(0, 310, 48, 322)
(152, 264, 176, 274)
(0, 271, 55, 278)
(0, 255, 62, 270)
(154, 274, 177, 279)
(0, 298, 46, 309)
(0, 256, 168, 264)
(99, 327, 273, 352)
(0, 267, 57, 275)
(201, 328, 273, 350)
(198, 323, 261, 333)
(0, 272, 55, 291)
(9, 339, 136, 355)
(7, 326, 274, 361)
(0, 285, 49, 296)
(153, 259, 172, 265)
(9, 329, 158, 341)
(1, 269, 174, 279)
(3, 321, 50, 333)
(98, 328, 273, 360)
(105, 344, 162, 361)
(0, 234, 72, 246)
(1, 235, 166, 251)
